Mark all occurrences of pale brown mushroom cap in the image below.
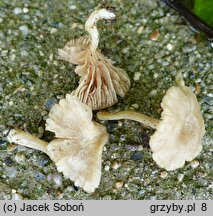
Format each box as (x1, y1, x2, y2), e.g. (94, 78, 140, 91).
(7, 95, 108, 193)
(58, 9, 130, 110)
(46, 95, 108, 192)
(150, 84, 205, 171)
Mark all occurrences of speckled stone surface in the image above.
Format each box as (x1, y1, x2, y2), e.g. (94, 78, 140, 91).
(0, 0, 212, 200)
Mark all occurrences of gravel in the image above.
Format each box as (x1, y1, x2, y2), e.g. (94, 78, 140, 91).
(0, 0, 212, 200)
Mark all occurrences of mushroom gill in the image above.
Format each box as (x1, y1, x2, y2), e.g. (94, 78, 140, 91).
(58, 8, 130, 110)
(7, 95, 108, 193)
(97, 73, 205, 171)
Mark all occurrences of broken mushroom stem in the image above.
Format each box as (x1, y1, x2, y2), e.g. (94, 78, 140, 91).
(7, 129, 48, 154)
(97, 111, 160, 129)
(85, 8, 116, 52)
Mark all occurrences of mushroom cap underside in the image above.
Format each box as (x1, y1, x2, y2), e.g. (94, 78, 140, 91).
(45, 94, 109, 192)
(46, 94, 100, 140)
(150, 85, 205, 171)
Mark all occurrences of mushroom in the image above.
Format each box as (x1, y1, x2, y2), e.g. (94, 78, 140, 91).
(97, 73, 205, 171)
(7, 95, 108, 193)
(58, 7, 130, 110)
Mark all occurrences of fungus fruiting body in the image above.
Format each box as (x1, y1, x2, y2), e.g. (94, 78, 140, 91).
(58, 8, 130, 110)
(8, 95, 108, 193)
(97, 73, 205, 171)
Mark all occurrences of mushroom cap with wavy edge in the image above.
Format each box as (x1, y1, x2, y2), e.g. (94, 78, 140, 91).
(58, 8, 130, 110)
(46, 94, 108, 192)
(96, 73, 205, 171)
(7, 95, 108, 193)
(150, 73, 205, 171)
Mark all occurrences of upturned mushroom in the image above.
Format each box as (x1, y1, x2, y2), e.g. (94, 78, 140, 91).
(7, 95, 108, 193)
(58, 7, 130, 110)
(97, 73, 205, 171)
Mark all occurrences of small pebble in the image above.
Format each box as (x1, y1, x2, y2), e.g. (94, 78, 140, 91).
(112, 161, 121, 170)
(160, 171, 168, 178)
(111, 152, 120, 159)
(23, 14, 30, 20)
(71, 23, 78, 29)
(166, 43, 173, 50)
(122, 47, 129, 54)
(131, 103, 139, 109)
(45, 97, 58, 110)
(50, 28, 57, 34)
(14, 153, 26, 163)
(39, 51, 44, 56)
(69, 5, 77, 10)
(115, 181, 124, 189)
(139, 189, 145, 196)
(120, 134, 126, 141)
(106, 121, 118, 131)
(208, 183, 213, 189)
(194, 84, 201, 95)
(138, 145, 143, 151)
(1, 50, 8, 56)
(13, 7, 22, 15)
(37, 126, 44, 138)
(102, 195, 111, 200)
(7, 144, 17, 152)
(190, 160, 199, 169)
(137, 26, 145, 34)
(130, 151, 143, 161)
(153, 73, 158, 78)
(34, 171, 46, 180)
(65, 186, 75, 192)
(112, 189, 117, 193)
(118, 122, 123, 127)
(10, 54, 16, 61)
(12, 193, 23, 200)
(20, 50, 28, 57)
(11, 189, 16, 193)
(19, 25, 29, 36)
(23, 8, 29, 13)
(198, 178, 208, 187)
(144, 178, 150, 186)
(133, 72, 141, 81)
(177, 173, 184, 182)
(49, 53, 53, 61)
(9, 100, 13, 106)
(149, 89, 157, 97)
(150, 30, 160, 41)
(104, 165, 110, 171)
(41, 110, 48, 116)
(52, 173, 62, 188)
(4, 157, 13, 166)
(6, 167, 17, 178)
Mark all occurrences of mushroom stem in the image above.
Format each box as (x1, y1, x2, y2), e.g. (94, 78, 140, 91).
(85, 8, 116, 52)
(97, 111, 160, 129)
(7, 129, 48, 154)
